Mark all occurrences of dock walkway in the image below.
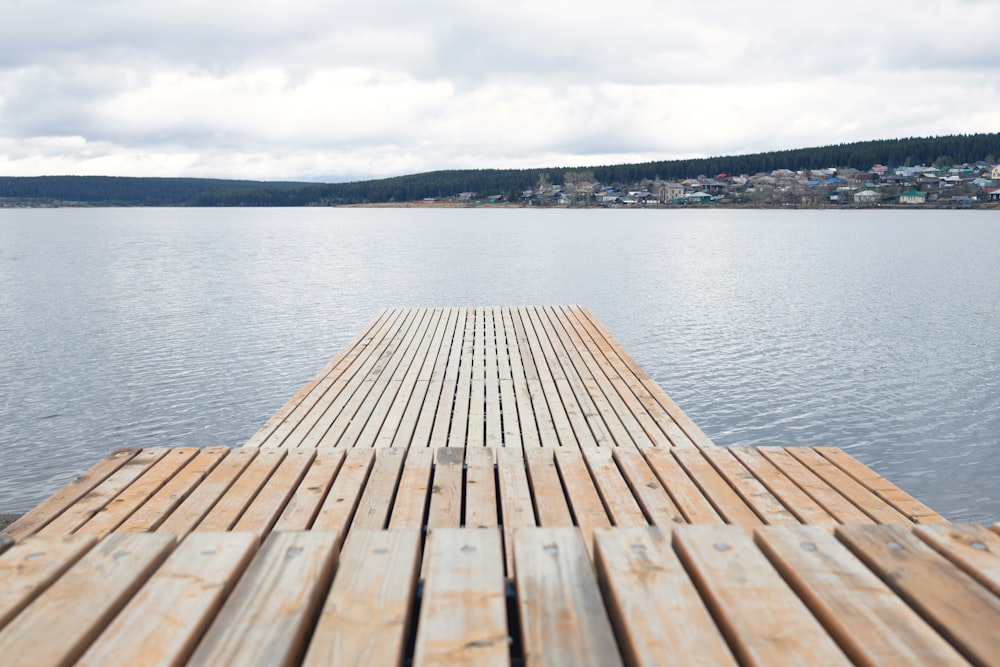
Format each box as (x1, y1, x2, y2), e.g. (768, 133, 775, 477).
(3, 306, 999, 666)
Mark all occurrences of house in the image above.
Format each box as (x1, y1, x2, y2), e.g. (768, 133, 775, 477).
(853, 190, 881, 206)
(655, 182, 684, 203)
(900, 190, 926, 204)
(987, 188, 1000, 202)
(992, 166, 1000, 180)
(684, 191, 712, 204)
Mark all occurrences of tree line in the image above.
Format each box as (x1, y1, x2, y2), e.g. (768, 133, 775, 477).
(3, 133, 998, 207)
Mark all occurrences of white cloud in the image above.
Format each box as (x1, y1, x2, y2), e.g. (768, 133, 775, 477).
(1, 0, 998, 180)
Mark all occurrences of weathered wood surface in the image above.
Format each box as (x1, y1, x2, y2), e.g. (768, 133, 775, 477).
(244, 306, 711, 450)
(1, 524, 997, 666)
(1, 304, 981, 666)
(3, 445, 942, 551)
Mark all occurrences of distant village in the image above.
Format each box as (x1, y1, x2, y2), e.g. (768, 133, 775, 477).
(449, 162, 1000, 208)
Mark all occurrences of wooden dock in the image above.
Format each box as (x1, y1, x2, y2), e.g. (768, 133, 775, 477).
(3, 306, 999, 666)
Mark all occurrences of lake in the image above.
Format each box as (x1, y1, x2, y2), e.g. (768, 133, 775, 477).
(1, 207, 998, 522)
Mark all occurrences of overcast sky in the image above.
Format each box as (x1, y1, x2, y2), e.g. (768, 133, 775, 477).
(1, 0, 998, 182)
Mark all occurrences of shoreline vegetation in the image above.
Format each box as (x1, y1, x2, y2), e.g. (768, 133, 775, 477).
(2, 133, 999, 209)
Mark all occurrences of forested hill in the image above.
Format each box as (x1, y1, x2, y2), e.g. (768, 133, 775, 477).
(3, 133, 999, 207)
(0, 176, 314, 206)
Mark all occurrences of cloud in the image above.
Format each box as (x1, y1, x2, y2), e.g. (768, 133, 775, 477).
(1, 0, 998, 180)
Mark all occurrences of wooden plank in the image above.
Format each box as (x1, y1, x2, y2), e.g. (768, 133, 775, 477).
(468, 306, 487, 449)
(514, 527, 623, 667)
(579, 306, 716, 449)
(758, 447, 872, 524)
(414, 528, 509, 667)
(509, 307, 560, 447)
(673, 525, 852, 667)
(233, 449, 316, 540)
(382, 308, 449, 448)
(0, 532, 175, 667)
(484, 308, 504, 448)
(642, 448, 723, 524)
(2, 448, 140, 541)
(117, 446, 230, 533)
(0, 534, 98, 630)
(671, 448, 763, 529)
(156, 448, 259, 539)
(75, 532, 259, 667)
(303, 529, 422, 667)
(501, 306, 539, 448)
(516, 306, 579, 447)
(465, 447, 498, 529)
(271, 449, 346, 532)
(329, 308, 430, 449)
(39, 448, 170, 535)
(195, 448, 288, 532)
(286, 307, 409, 449)
(815, 446, 948, 523)
(243, 309, 391, 447)
(523, 448, 572, 527)
(523, 306, 597, 447)
(296, 308, 417, 449)
(496, 447, 536, 576)
(448, 309, 476, 448)
(311, 448, 375, 536)
(701, 448, 799, 525)
(365, 308, 442, 449)
(559, 305, 669, 448)
(428, 307, 467, 448)
(554, 448, 611, 556)
(349, 308, 437, 449)
(267, 308, 405, 449)
(730, 447, 837, 525)
(188, 531, 340, 667)
(612, 448, 686, 527)
(550, 305, 653, 449)
(580, 447, 647, 527)
(274, 309, 400, 449)
(786, 447, 911, 524)
(427, 447, 464, 530)
(837, 524, 1000, 667)
(407, 306, 459, 448)
(388, 447, 435, 529)
(349, 447, 407, 532)
(568, 306, 698, 448)
(78, 447, 200, 538)
(756, 525, 968, 667)
(494, 307, 524, 449)
(535, 306, 616, 448)
(915, 523, 1000, 598)
(593, 527, 737, 667)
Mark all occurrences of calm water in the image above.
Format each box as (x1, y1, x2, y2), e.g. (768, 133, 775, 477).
(1, 207, 998, 522)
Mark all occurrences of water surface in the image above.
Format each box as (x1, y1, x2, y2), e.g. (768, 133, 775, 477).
(1, 207, 997, 521)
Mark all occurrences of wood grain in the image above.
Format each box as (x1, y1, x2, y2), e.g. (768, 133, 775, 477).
(0, 532, 175, 667)
(594, 527, 737, 667)
(837, 524, 1000, 667)
(514, 527, 623, 667)
(756, 525, 967, 666)
(673, 525, 852, 667)
(0, 533, 98, 630)
(75, 532, 258, 667)
(414, 528, 509, 667)
(187, 531, 339, 667)
(303, 529, 421, 667)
